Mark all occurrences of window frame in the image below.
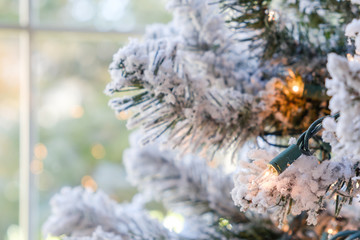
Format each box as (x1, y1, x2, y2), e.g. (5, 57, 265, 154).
(0, 1, 139, 239)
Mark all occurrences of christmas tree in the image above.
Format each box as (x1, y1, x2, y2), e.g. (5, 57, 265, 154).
(43, 0, 360, 239)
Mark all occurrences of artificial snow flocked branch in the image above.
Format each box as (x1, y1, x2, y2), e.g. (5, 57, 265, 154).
(105, 0, 269, 156)
(124, 131, 247, 222)
(42, 187, 175, 240)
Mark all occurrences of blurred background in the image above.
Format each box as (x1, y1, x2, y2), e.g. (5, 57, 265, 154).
(0, 0, 171, 239)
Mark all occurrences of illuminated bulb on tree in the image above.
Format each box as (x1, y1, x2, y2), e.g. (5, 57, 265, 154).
(286, 69, 304, 96)
(262, 113, 339, 176)
(321, 228, 335, 240)
(268, 144, 302, 175)
(286, 69, 328, 100)
(268, 10, 276, 21)
(347, 53, 354, 62)
(255, 144, 302, 179)
(292, 85, 300, 93)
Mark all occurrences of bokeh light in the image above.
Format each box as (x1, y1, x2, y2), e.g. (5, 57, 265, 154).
(81, 175, 98, 191)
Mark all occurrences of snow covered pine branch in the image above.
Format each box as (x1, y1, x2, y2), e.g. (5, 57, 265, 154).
(105, 0, 268, 156)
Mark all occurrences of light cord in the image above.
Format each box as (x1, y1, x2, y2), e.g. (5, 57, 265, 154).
(297, 112, 340, 155)
(269, 112, 339, 174)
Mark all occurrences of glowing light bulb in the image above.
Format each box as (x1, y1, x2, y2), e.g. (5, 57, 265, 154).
(282, 224, 289, 232)
(268, 10, 276, 21)
(163, 213, 184, 233)
(286, 69, 304, 96)
(347, 53, 354, 62)
(292, 85, 299, 93)
(254, 167, 277, 183)
(356, 182, 359, 188)
(327, 228, 334, 234)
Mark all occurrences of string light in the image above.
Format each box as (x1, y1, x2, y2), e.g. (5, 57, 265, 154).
(263, 169, 271, 178)
(285, 69, 328, 100)
(163, 212, 184, 233)
(268, 144, 302, 175)
(352, 177, 360, 188)
(326, 228, 337, 239)
(268, 10, 276, 21)
(347, 53, 354, 62)
(282, 224, 289, 232)
(292, 85, 299, 93)
(286, 69, 304, 96)
(263, 113, 339, 175)
(255, 167, 277, 182)
(267, 10, 278, 22)
(321, 221, 341, 240)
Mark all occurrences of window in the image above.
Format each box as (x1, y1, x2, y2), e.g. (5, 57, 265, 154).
(0, 1, 171, 239)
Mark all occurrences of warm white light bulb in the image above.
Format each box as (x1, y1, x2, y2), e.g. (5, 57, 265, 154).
(347, 53, 354, 62)
(292, 85, 299, 93)
(254, 167, 277, 183)
(268, 10, 276, 21)
(263, 170, 270, 177)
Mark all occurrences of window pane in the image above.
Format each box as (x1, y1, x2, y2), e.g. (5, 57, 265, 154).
(0, 0, 19, 24)
(33, 33, 137, 237)
(0, 31, 20, 240)
(34, 0, 172, 31)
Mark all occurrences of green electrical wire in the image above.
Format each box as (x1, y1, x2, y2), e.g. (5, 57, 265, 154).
(345, 232, 360, 240)
(297, 112, 340, 156)
(329, 230, 359, 240)
(269, 112, 339, 174)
